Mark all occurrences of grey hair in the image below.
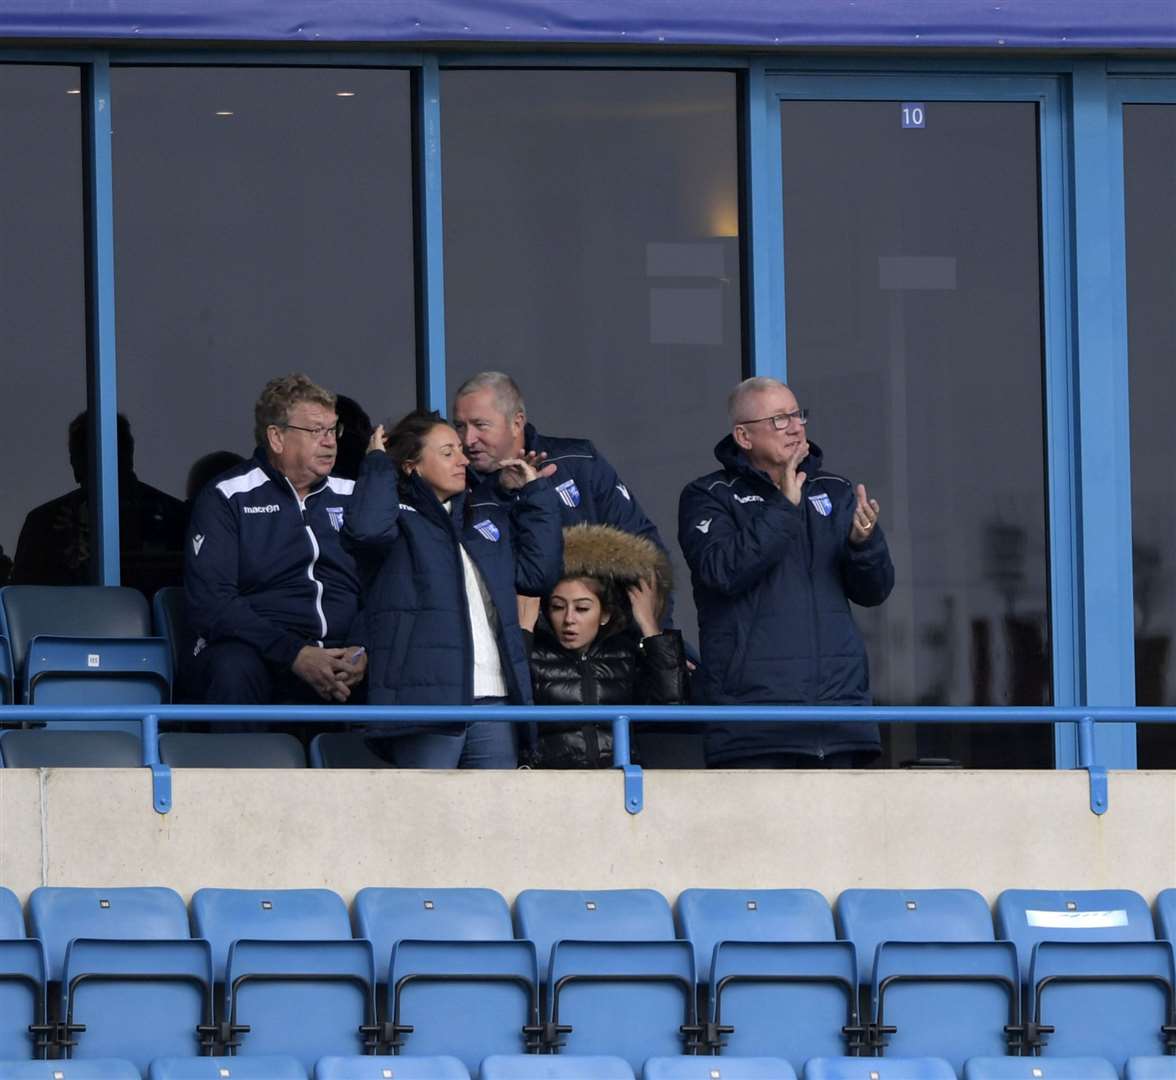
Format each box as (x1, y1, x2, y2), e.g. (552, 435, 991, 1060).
(452, 371, 526, 421)
(727, 376, 788, 426)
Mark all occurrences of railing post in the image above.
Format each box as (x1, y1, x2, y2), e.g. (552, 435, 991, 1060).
(140, 712, 172, 815)
(612, 714, 643, 816)
(1077, 715, 1108, 816)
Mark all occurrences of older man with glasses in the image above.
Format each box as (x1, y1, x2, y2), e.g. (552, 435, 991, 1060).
(678, 376, 894, 769)
(183, 372, 367, 709)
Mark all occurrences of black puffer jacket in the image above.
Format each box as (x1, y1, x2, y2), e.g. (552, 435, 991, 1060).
(525, 622, 689, 767)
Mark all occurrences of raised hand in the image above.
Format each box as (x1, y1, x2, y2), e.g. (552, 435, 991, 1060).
(367, 424, 387, 454)
(780, 439, 809, 506)
(626, 576, 661, 639)
(498, 451, 558, 491)
(849, 483, 882, 546)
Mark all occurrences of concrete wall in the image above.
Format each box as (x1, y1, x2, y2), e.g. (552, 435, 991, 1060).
(0, 768, 1172, 904)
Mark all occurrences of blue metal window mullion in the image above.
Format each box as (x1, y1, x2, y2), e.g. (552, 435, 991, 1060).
(744, 61, 787, 380)
(417, 56, 447, 414)
(84, 55, 121, 586)
(1067, 60, 1137, 767)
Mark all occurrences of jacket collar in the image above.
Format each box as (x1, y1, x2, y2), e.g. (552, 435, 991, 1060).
(252, 446, 337, 506)
(401, 471, 467, 530)
(713, 433, 824, 488)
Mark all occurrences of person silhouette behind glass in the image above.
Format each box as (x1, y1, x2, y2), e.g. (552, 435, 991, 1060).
(11, 411, 187, 598)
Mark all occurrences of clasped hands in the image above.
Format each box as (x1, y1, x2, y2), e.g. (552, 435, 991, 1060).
(292, 645, 367, 703)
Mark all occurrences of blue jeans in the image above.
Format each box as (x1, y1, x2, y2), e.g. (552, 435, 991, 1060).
(389, 698, 518, 769)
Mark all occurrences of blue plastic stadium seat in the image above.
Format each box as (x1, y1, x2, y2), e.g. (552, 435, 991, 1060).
(317, 1058, 470, 1079)
(353, 888, 514, 985)
(28, 886, 211, 1069)
(675, 888, 860, 1065)
(0, 1060, 141, 1078)
(963, 1058, 1118, 1079)
(149, 1055, 308, 1078)
(388, 938, 539, 1072)
(995, 889, 1174, 1069)
(309, 733, 395, 769)
(802, 1059, 955, 1079)
(193, 886, 373, 1070)
(514, 889, 676, 981)
(514, 890, 694, 1069)
(644, 1057, 796, 1079)
(0, 889, 48, 1061)
(835, 889, 1018, 1070)
(481, 1057, 633, 1079)
(158, 732, 307, 768)
(0, 586, 170, 730)
(191, 887, 353, 984)
(0, 730, 142, 768)
(1127, 1058, 1176, 1079)
(547, 939, 697, 1070)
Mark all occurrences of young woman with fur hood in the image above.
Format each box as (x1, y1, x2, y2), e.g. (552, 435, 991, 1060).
(518, 523, 690, 768)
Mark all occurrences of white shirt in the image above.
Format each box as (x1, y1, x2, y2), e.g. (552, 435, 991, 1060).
(447, 502, 508, 698)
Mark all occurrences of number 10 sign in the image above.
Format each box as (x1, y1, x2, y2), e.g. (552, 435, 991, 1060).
(902, 102, 926, 128)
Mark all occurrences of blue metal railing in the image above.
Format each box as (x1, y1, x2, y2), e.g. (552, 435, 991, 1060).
(1, 703, 1170, 817)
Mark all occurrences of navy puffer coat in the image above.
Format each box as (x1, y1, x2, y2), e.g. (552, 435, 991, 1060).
(678, 436, 894, 764)
(345, 450, 563, 715)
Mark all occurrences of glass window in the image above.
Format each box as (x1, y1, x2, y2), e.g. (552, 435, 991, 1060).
(111, 66, 416, 596)
(1124, 103, 1176, 766)
(442, 69, 743, 643)
(0, 66, 88, 589)
(781, 99, 1052, 767)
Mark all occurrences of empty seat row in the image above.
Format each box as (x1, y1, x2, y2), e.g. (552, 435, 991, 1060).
(0, 885, 1173, 1078)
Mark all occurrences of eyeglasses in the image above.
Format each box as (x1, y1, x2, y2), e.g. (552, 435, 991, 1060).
(277, 421, 344, 441)
(737, 408, 809, 430)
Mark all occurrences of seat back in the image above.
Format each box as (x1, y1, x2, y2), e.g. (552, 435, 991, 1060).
(675, 888, 835, 985)
(0, 887, 25, 938)
(191, 887, 351, 983)
(149, 1057, 308, 1079)
(0, 1062, 142, 1078)
(872, 940, 1019, 1070)
(316, 1058, 468, 1079)
(353, 887, 513, 986)
(62, 937, 213, 1073)
(514, 889, 675, 979)
(28, 886, 190, 983)
(0, 730, 142, 768)
(643, 1058, 795, 1079)
(159, 732, 307, 768)
(836, 888, 996, 985)
(0, 940, 48, 1060)
(151, 586, 190, 685)
(226, 938, 375, 1072)
(309, 733, 395, 769)
(481, 1057, 634, 1079)
(389, 939, 538, 1071)
(1125, 1058, 1176, 1080)
(548, 939, 695, 1072)
(963, 1059, 1119, 1079)
(804, 1059, 956, 1079)
(994, 889, 1155, 978)
(0, 586, 152, 686)
(709, 940, 859, 1071)
(1028, 939, 1176, 1068)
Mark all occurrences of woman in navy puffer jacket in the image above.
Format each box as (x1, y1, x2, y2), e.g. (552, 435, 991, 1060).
(344, 409, 563, 768)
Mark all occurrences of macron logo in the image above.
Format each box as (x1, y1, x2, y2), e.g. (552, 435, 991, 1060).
(243, 504, 280, 515)
(695, 519, 712, 534)
(733, 493, 764, 504)
(191, 534, 204, 556)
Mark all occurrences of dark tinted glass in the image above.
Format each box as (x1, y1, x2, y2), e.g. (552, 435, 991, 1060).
(1124, 103, 1176, 765)
(0, 67, 88, 589)
(781, 99, 1052, 767)
(442, 69, 743, 643)
(111, 66, 416, 596)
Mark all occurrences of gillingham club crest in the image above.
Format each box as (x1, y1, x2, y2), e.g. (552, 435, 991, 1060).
(555, 478, 582, 509)
(473, 518, 501, 542)
(808, 493, 833, 517)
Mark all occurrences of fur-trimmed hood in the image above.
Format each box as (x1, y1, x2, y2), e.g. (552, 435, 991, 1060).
(560, 524, 673, 620)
